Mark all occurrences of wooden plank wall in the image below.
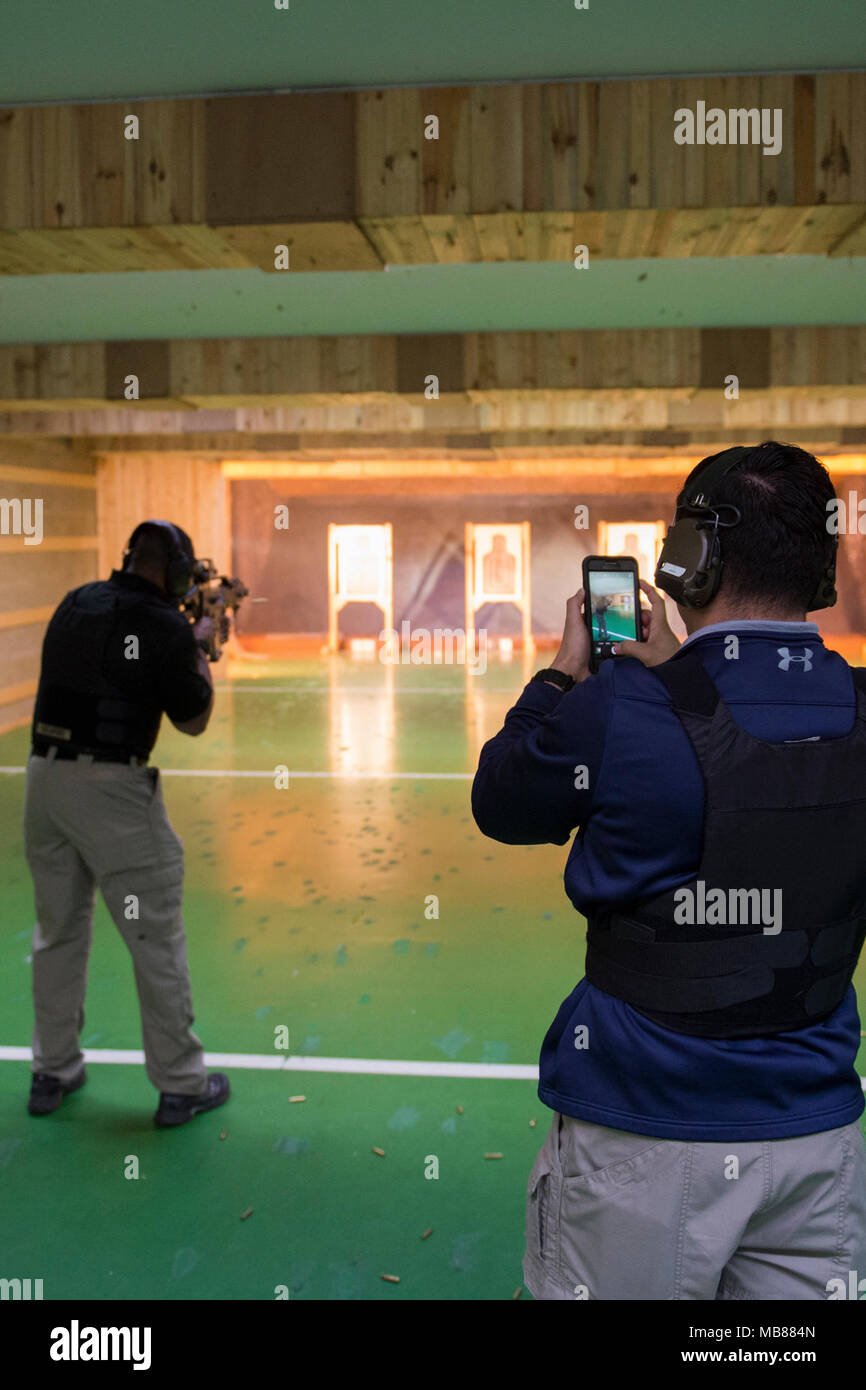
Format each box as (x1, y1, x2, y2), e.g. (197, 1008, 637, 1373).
(0, 438, 98, 733)
(95, 454, 231, 582)
(0, 448, 229, 734)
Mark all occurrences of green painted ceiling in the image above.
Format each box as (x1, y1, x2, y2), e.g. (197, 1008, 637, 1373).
(1, 1, 862, 105)
(0, 259, 863, 345)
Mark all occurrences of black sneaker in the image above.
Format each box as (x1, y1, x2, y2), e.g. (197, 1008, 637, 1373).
(154, 1072, 230, 1128)
(28, 1067, 86, 1116)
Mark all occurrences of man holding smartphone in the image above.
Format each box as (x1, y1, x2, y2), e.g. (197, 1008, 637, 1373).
(472, 441, 866, 1300)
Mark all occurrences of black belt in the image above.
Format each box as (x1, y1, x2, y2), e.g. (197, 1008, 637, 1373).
(32, 743, 148, 766)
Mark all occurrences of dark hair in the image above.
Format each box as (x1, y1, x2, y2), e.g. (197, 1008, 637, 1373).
(677, 441, 837, 612)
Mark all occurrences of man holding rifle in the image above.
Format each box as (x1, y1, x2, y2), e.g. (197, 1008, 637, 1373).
(24, 519, 240, 1128)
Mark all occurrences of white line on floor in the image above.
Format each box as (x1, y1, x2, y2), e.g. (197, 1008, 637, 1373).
(2, 1046, 863, 1089)
(0, 1045, 536, 1079)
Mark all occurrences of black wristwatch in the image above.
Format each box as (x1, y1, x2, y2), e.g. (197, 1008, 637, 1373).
(532, 667, 576, 692)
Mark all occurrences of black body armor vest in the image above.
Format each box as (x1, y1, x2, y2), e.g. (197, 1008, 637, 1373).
(585, 647, 866, 1038)
(32, 582, 163, 759)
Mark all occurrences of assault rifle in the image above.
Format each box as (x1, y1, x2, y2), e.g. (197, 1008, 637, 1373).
(182, 560, 250, 662)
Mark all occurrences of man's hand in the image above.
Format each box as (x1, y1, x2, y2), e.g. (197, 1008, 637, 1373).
(192, 615, 216, 649)
(614, 580, 681, 667)
(549, 588, 592, 683)
(192, 614, 227, 663)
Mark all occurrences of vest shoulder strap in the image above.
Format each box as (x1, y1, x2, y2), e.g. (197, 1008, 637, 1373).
(653, 653, 866, 714)
(650, 647, 719, 717)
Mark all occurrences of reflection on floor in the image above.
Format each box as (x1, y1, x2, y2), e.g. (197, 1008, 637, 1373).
(0, 657, 583, 1300)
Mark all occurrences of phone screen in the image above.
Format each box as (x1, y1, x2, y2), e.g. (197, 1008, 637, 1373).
(586, 569, 638, 661)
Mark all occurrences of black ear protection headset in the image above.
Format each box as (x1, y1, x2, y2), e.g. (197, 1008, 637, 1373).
(654, 445, 838, 611)
(122, 519, 197, 603)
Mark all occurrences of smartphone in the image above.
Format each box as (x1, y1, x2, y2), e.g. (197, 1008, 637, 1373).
(582, 555, 643, 673)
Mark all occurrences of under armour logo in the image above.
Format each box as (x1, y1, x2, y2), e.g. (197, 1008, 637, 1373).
(777, 647, 813, 672)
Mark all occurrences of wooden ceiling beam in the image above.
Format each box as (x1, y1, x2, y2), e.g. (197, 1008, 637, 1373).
(0, 203, 864, 274)
(1, 76, 864, 272)
(0, 327, 864, 411)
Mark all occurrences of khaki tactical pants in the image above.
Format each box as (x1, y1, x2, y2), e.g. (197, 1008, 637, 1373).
(525, 1111, 866, 1300)
(23, 751, 208, 1096)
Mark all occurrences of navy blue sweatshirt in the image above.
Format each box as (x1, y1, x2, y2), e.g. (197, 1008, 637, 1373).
(471, 621, 865, 1140)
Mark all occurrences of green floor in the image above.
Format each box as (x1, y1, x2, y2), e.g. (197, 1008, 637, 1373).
(0, 658, 580, 1300)
(1, 657, 864, 1300)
